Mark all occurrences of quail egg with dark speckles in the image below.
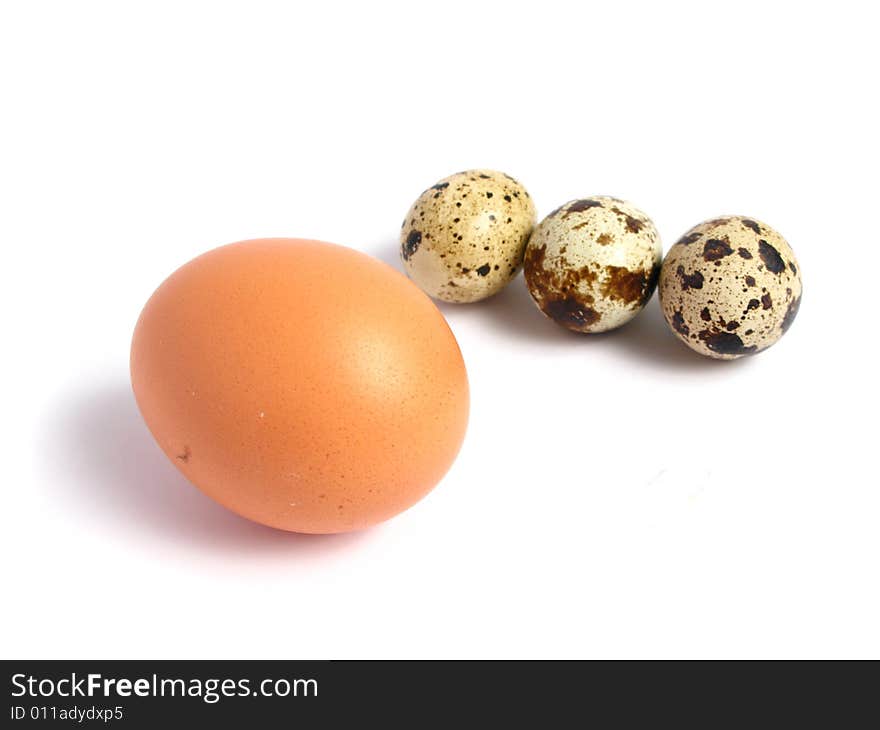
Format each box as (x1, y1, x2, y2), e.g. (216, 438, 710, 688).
(523, 196, 662, 333)
(400, 169, 536, 303)
(658, 215, 802, 359)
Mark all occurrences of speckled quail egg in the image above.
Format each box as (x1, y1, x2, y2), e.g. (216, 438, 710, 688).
(400, 169, 536, 303)
(658, 216, 802, 359)
(523, 197, 662, 333)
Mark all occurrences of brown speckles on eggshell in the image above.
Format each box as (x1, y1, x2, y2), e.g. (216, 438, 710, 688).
(401, 230, 422, 261)
(703, 238, 734, 261)
(544, 297, 602, 330)
(699, 330, 758, 356)
(758, 239, 786, 274)
(610, 206, 645, 234)
(678, 232, 703, 245)
(671, 310, 689, 336)
(561, 199, 604, 218)
(676, 265, 704, 290)
(781, 295, 801, 333)
(602, 266, 650, 305)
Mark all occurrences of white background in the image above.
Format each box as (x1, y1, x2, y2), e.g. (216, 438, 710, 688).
(3, 1, 878, 659)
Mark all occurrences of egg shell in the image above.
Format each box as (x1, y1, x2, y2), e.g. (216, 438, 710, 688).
(523, 197, 662, 333)
(400, 169, 536, 303)
(658, 216, 802, 359)
(131, 239, 469, 533)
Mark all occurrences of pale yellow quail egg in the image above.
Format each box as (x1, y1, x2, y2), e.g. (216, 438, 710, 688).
(523, 196, 661, 333)
(658, 215, 802, 359)
(400, 169, 536, 303)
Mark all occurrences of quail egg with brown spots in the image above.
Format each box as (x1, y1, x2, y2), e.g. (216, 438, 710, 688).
(658, 215, 802, 359)
(523, 196, 662, 333)
(400, 169, 536, 303)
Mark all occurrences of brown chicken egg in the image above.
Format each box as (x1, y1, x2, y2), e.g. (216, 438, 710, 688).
(130, 238, 470, 533)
